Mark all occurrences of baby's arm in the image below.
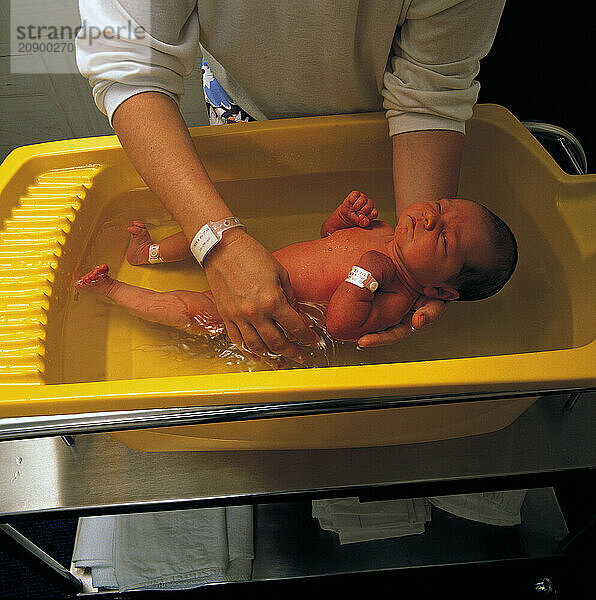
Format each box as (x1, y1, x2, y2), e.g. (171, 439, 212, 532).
(325, 251, 414, 342)
(321, 191, 379, 237)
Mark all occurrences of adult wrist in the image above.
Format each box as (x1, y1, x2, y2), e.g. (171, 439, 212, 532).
(202, 226, 248, 269)
(191, 217, 247, 267)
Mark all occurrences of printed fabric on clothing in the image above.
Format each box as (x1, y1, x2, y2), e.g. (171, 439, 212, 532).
(202, 58, 255, 125)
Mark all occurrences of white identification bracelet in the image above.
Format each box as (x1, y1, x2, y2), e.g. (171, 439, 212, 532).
(190, 217, 246, 266)
(345, 265, 379, 292)
(147, 244, 163, 264)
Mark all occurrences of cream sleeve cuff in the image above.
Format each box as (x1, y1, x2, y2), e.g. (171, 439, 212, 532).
(386, 112, 466, 137)
(100, 83, 180, 128)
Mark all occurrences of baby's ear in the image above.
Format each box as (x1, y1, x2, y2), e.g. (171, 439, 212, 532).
(422, 285, 459, 301)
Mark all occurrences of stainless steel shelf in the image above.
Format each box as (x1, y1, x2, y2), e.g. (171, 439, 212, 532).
(0, 394, 593, 518)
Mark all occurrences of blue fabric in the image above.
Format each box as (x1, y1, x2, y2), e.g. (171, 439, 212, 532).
(202, 57, 234, 110)
(202, 58, 255, 124)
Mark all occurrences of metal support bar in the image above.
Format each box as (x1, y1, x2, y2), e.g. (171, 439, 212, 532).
(0, 524, 83, 593)
(558, 514, 596, 555)
(557, 137, 584, 175)
(564, 391, 583, 412)
(1, 387, 592, 442)
(522, 121, 588, 175)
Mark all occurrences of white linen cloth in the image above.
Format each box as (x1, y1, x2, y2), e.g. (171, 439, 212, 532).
(72, 506, 253, 591)
(428, 490, 527, 526)
(311, 491, 527, 543)
(312, 497, 431, 544)
(71, 515, 118, 589)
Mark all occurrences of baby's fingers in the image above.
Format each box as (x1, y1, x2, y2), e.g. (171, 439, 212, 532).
(356, 205, 377, 227)
(347, 210, 361, 225)
(358, 196, 376, 215)
(357, 214, 371, 227)
(348, 191, 367, 212)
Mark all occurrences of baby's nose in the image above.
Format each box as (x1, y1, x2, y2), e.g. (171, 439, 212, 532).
(423, 210, 438, 230)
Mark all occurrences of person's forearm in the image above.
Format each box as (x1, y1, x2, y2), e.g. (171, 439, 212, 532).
(112, 91, 231, 240)
(392, 130, 464, 214)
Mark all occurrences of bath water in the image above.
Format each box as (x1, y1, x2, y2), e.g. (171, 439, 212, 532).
(57, 170, 572, 384)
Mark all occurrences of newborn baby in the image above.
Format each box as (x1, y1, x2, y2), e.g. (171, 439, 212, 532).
(76, 191, 517, 362)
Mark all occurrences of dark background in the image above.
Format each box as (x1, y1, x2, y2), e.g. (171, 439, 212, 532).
(477, 2, 593, 171)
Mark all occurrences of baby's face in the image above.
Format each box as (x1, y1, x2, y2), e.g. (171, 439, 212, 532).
(393, 198, 495, 297)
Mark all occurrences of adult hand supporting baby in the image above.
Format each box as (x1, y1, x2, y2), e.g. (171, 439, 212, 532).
(356, 295, 446, 348)
(355, 130, 465, 348)
(112, 92, 318, 365)
(203, 227, 318, 364)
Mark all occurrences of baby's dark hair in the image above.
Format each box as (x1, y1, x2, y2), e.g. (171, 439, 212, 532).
(449, 205, 518, 301)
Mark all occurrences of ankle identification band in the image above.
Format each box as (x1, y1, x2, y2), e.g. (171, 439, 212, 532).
(345, 265, 379, 292)
(148, 244, 164, 264)
(190, 217, 246, 266)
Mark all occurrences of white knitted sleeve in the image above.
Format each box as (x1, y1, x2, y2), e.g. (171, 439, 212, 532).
(383, 0, 505, 136)
(75, 0, 199, 127)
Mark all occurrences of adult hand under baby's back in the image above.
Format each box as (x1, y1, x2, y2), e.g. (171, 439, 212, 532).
(356, 296, 446, 348)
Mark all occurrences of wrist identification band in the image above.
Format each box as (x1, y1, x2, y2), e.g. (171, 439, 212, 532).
(345, 265, 379, 292)
(190, 217, 246, 266)
(147, 244, 164, 264)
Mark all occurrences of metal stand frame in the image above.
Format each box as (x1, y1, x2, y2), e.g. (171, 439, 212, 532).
(0, 122, 592, 597)
(0, 392, 593, 597)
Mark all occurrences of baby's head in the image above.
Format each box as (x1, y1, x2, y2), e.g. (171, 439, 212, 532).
(393, 198, 517, 301)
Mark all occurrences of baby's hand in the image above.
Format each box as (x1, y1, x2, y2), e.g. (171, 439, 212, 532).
(339, 191, 378, 228)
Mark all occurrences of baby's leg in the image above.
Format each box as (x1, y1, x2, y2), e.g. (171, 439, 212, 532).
(75, 264, 223, 336)
(126, 221, 191, 265)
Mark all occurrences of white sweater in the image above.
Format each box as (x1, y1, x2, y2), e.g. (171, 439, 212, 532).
(75, 0, 505, 135)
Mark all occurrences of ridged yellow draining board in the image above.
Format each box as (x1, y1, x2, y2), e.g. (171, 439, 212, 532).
(0, 165, 101, 384)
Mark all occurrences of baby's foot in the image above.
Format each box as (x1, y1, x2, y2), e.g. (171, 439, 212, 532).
(126, 220, 153, 265)
(75, 264, 114, 295)
(339, 191, 378, 228)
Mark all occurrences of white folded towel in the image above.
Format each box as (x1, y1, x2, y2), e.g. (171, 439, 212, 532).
(428, 490, 527, 526)
(312, 497, 431, 544)
(72, 506, 254, 591)
(71, 515, 118, 589)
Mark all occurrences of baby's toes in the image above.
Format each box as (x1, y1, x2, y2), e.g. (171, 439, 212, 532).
(127, 220, 142, 230)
